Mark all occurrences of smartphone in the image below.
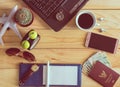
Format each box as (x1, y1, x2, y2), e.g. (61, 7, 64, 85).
(85, 32, 119, 53)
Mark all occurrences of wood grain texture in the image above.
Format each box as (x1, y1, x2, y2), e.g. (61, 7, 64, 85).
(85, 0, 120, 9)
(0, 0, 119, 87)
(0, 0, 120, 9)
(1, 48, 120, 69)
(1, 29, 120, 49)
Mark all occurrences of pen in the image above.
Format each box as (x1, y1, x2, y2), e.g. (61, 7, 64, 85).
(46, 61, 50, 87)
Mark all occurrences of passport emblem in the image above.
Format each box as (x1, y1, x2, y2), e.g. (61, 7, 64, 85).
(99, 70, 107, 79)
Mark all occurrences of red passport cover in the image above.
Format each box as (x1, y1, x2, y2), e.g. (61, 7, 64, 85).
(88, 61, 120, 87)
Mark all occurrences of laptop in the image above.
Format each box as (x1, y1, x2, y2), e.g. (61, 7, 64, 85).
(23, 0, 89, 32)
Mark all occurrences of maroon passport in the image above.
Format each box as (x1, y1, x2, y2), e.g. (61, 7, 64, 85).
(88, 61, 120, 87)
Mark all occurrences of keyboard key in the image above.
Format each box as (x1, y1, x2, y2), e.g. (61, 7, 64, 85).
(23, 0, 64, 18)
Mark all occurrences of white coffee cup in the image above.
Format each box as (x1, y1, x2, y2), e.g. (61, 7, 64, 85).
(76, 11, 97, 31)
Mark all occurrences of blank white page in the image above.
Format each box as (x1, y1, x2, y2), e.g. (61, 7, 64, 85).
(43, 65, 78, 85)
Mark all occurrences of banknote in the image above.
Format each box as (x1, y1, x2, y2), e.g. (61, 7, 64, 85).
(82, 51, 111, 75)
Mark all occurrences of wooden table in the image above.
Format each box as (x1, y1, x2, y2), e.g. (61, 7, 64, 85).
(0, 0, 120, 87)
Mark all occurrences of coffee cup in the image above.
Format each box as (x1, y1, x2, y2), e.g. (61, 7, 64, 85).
(76, 11, 97, 31)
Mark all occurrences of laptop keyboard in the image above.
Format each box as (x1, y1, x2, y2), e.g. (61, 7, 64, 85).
(23, 0, 64, 18)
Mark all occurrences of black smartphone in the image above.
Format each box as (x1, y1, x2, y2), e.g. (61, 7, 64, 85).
(85, 32, 119, 53)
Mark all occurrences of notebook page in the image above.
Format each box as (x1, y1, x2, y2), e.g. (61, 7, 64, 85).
(43, 65, 78, 85)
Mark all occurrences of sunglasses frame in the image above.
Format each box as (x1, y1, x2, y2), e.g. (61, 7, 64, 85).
(6, 48, 36, 62)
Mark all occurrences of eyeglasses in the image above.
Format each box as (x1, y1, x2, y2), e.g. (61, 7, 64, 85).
(5, 48, 36, 62)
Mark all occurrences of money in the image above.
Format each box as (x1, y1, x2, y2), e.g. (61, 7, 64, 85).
(82, 51, 111, 75)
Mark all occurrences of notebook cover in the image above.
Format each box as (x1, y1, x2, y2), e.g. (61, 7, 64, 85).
(88, 61, 120, 87)
(19, 63, 82, 87)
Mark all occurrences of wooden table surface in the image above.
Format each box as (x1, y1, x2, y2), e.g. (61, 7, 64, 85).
(0, 0, 120, 87)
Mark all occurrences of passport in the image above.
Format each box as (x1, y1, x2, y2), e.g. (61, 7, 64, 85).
(88, 61, 120, 87)
(82, 52, 111, 75)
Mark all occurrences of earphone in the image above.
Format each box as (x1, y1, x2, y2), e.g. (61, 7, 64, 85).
(21, 30, 39, 50)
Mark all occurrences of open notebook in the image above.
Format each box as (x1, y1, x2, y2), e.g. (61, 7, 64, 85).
(19, 63, 82, 87)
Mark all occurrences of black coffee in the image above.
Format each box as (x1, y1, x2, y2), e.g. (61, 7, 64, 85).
(78, 13, 94, 29)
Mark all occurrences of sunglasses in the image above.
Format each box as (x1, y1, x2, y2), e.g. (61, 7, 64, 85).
(5, 48, 36, 62)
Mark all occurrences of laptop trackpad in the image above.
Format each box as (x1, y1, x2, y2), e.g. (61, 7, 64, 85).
(62, 0, 84, 14)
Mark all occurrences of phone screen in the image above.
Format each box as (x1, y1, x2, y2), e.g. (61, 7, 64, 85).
(85, 32, 119, 53)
